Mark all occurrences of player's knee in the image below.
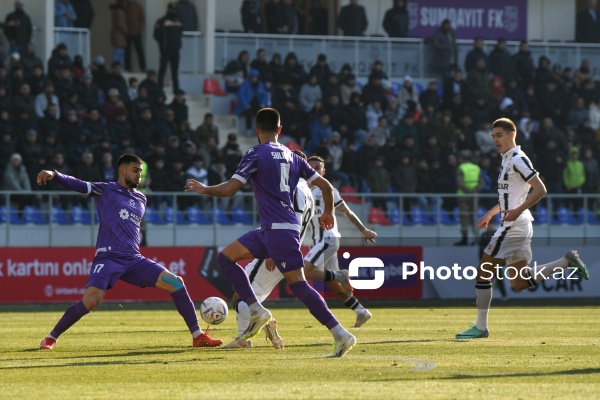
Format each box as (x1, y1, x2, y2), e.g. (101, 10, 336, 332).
(83, 293, 103, 310)
(161, 273, 184, 291)
(510, 278, 529, 291)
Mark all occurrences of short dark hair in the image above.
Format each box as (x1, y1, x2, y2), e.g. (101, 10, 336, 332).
(118, 154, 143, 167)
(307, 155, 325, 164)
(492, 118, 516, 133)
(256, 108, 280, 133)
(292, 149, 307, 161)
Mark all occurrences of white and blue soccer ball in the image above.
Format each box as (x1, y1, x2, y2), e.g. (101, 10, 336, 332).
(199, 297, 228, 325)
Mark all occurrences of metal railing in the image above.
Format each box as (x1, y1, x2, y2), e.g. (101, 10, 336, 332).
(53, 27, 91, 66)
(0, 191, 598, 247)
(180, 32, 600, 80)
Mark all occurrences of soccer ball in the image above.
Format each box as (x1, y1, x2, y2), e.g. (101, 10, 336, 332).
(199, 297, 228, 325)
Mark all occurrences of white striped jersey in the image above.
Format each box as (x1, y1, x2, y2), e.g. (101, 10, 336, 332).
(294, 178, 315, 243)
(497, 145, 538, 226)
(310, 186, 345, 244)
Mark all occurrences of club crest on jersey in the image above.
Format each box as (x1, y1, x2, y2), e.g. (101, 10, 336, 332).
(281, 262, 286, 269)
(128, 199, 136, 208)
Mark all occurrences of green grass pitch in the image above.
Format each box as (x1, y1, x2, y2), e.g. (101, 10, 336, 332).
(0, 302, 598, 399)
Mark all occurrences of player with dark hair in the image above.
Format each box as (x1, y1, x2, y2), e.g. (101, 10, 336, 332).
(456, 118, 589, 339)
(185, 108, 356, 357)
(305, 155, 376, 327)
(38, 154, 222, 349)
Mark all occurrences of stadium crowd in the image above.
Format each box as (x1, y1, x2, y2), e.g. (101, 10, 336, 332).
(0, 2, 599, 219)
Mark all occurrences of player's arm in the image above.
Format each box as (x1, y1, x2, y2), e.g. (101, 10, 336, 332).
(478, 203, 500, 229)
(502, 176, 547, 222)
(185, 178, 243, 197)
(37, 170, 93, 195)
(338, 201, 377, 244)
(311, 176, 335, 230)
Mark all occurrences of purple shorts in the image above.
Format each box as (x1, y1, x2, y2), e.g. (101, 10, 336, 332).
(86, 253, 166, 291)
(237, 228, 303, 272)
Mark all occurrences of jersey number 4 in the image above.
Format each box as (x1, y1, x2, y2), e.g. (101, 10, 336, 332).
(280, 163, 290, 192)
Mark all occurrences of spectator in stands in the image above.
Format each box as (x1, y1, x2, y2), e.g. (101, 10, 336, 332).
(13, 82, 35, 118)
(40, 130, 62, 160)
(344, 92, 368, 144)
(62, 108, 83, 142)
(18, 128, 42, 171)
(563, 146, 585, 210)
(307, 113, 332, 153)
(159, 108, 179, 139)
(431, 19, 457, 82)
(3, 152, 30, 192)
(516, 117, 536, 158)
(512, 41, 535, 90)
(3, 0, 33, 56)
(466, 58, 490, 107)
(365, 100, 384, 131)
(383, 0, 408, 38)
(0, 131, 17, 176)
(357, 134, 379, 178)
(385, 98, 404, 128)
(193, 112, 218, 146)
(241, 0, 263, 34)
(264, 0, 281, 33)
(10, 64, 27, 96)
(489, 38, 512, 84)
(338, 0, 368, 36)
(464, 37, 488, 74)
(299, 72, 322, 113)
(34, 82, 60, 120)
(154, 3, 183, 93)
(237, 50, 251, 80)
(21, 43, 43, 77)
(108, 107, 133, 145)
(393, 153, 418, 214)
(309, 54, 333, 88)
(130, 85, 150, 123)
(139, 69, 163, 102)
(99, 151, 116, 182)
(326, 131, 348, 186)
(55, 0, 77, 28)
(340, 73, 360, 105)
(475, 122, 494, 154)
(38, 103, 60, 138)
(418, 79, 440, 113)
(340, 141, 360, 188)
(362, 73, 388, 110)
(278, 0, 300, 34)
(281, 52, 306, 91)
(537, 138, 564, 198)
(71, 0, 95, 29)
(82, 108, 107, 143)
(106, 62, 129, 100)
(127, 76, 138, 100)
(568, 97, 589, 129)
(533, 56, 552, 91)
(234, 69, 268, 134)
(27, 65, 46, 97)
(52, 65, 74, 103)
(392, 112, 417, 145)
(176, 0, 198, 31)
(576, 0, 600, 43)
(367, 156, 390, 212)
(398, 75, 421, 114)
(574, 59, 593, 88)
(454, 150, 484, 246)
(78, 151, 101, 183)
(186, 154, 207, 183)
(75, 72, 101, 111)
(250, 49, 269, 80)
(110, 0, 129, 64)
(168, 89, 187, 124)
(125, 0, 146, 72)
(322, 73, 342, 101)
(221, 133, 243, 177)
(103, 88, 125, 124)
(539, 79, 563, 124)
(582, 148, 600, 196)
(442, 68, 466, 110)
(47, 43, 72, 79)
(90, 56, 109, 92)
(307, 0, 328, 35)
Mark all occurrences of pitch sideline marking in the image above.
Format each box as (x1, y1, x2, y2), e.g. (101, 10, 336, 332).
(348, 354, 437, 371)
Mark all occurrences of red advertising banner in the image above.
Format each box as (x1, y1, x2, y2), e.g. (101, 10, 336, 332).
(0, 247, 229, 303)
(0, 246, 422, 303)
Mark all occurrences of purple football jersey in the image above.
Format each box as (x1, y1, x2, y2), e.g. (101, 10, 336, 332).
(54, 172, 146, 255)
(232, 142, 318, 230)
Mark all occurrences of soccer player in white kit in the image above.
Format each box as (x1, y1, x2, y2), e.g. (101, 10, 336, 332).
(456, 118, 590, 339)
(304, 156, 377, 328)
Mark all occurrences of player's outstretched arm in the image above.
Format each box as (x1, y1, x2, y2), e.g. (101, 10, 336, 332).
(185, 178, 244, 197)
(501, 176, 547, 222)
(478, 204, 500, 229)
(37, 170, 55, 185)
(338, 202, 377, 244)
(311, 176, 335, 230)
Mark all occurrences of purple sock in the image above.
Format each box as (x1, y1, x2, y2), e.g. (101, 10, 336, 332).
(170, 287, 201, 334)
(50, 300, 90, 339)
(217, 253, 257, 306)
(289, 281, 338, 329)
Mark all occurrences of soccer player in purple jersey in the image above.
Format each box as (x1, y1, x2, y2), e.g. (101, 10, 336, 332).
(37, 154, 222, 350)
(185, 108, 356, 357)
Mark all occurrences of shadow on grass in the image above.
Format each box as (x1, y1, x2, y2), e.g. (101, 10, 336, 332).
(363, 368, 600, 381)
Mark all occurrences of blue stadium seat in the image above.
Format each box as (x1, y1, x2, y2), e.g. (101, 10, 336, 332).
(552, 207, 572, 225)
(440, 208, 458, 225)
(391, 81, 402, 95)
(1, 206, 25, 224)
(51, 206, 72, 225)
(533, 206, 548, 225)
(232, 207, 253, 225)
(413, 81, 424, 95)
(388, 207, 401, 224)
(187, 206, 212, 224)
(585, 208, 600, 225)
(23, 205, 47, 225)
(164, 206, 189, 224)
(145, 206, 166, 224)
(216, 207, 235, 225)
(71, 205, 91, 224)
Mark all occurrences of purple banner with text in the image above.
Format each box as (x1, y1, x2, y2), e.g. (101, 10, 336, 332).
(407, 0, 528, 40)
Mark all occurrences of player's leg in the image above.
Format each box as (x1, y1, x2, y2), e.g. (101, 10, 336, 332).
(122, 256, 221, 347)
(456, 251, 504, 339)
(219, 230, 273, 340)
(303, 242, 348, 283)
(40, 256, 122, 349)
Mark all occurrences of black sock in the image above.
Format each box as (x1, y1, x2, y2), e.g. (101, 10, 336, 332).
(324, 270, 335, 281)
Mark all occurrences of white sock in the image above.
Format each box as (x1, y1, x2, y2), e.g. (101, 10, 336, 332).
(192, 330, 202, 339)
(329, 323, 347, 341)
(353, 303, 366, 315)
(333, 271, 345, 282)
(47, 334, 57, 340)
(530, 258, 569, 283)
(475, 282, 492, 331)
(236, 301, 251, 337)
(248, 301, 265, 313)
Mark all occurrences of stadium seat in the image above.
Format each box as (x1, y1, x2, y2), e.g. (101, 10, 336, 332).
(0, 206, 24, 224)
(51, 206, 72, 225)
(440, 208, 457, 225)
(232, 207, 253, 225)
(552, 207, 572, 225)
(391, 81, 402, 95)
(203, 78, 228, 96)
(187, 206, 212, 224)
(533, 206, 548, 225)
(23, 205, 47, 225)
(145, 206, 166, 224)
(388, 207, 400, 224)
(340, 185, 361, 203)
(369, 207, 394, 225)
(585, 208, 600, 225)
(71, 205, 91, 224)
(164, 206, 189, 225)
(216, 207, 235, 225)
(413, 81, 424, 95)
